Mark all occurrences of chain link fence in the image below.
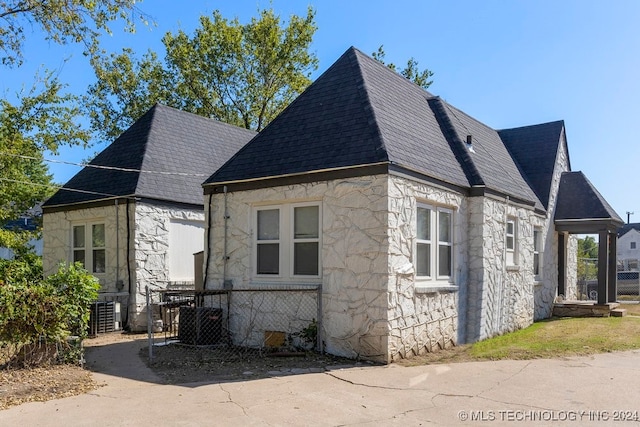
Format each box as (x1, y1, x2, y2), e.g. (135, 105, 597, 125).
(145, 285, 322, 364)
(578, 257, 640, 301)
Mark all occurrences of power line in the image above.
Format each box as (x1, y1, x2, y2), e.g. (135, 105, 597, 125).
(0, 152, 210, 177)
(0, 177, 127, 199)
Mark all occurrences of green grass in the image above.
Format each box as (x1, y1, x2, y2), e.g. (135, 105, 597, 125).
(399, 303, 640, 366)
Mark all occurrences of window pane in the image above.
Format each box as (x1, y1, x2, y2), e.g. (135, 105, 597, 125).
(93, 249, 106, 273)
(438, 245, 451, 276)
(507, 221, 514, 235)
(257, 209, 279, 240)
(416, 242, 431, 276)
(417, 207, 431, 240)
(257, 243, 279, 274)
(507, 236, 514, 250)
(294, 206, 319, 239)
(438, 211, 451, 243)
(92, 224, 105, 247)
(73, 226, 85, 248)
(533, 230, 540, 251)
(294, 242, 319, 275)
(534, 254, 540, 276)
(73, 250, 85, 265)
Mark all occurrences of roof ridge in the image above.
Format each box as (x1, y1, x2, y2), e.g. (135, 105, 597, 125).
(427, 96, 481, 186)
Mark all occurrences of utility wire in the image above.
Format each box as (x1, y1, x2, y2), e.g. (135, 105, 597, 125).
(0, 177, 128, 199)
(0, 152, 210, 177)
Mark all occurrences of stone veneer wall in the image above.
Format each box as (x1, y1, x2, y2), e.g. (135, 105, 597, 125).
(129, 202, 205, 331)
(43, 203, 129, 291)
(206, 175, 391, 361)
(386, 175, 466, 362)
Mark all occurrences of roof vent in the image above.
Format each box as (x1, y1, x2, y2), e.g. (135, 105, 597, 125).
(466, 135, 475, 153)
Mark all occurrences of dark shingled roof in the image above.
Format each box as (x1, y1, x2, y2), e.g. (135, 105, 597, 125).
(618, 223, 640, 238)
(43, 104, 255, 208)
(554, 171, 622, 223)
(204, 47, 543, 209)
(499, 121, 567, 210)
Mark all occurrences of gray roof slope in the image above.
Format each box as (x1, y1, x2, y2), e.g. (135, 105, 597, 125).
(554, 171, 622, 222)
(44, 104, 255, 208)
(619, 223, 640, 237)
(499, 121, 567, 210)
(204, 46, 555, 210)
(440, 102, 543, 209)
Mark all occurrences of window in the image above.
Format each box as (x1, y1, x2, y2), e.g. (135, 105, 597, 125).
(533, 227, 542, 277)
(72, 223, 106, 274)
(415, 204, 453, 282)
(506, 218, 517, 265)
(254, 203, 320, 279)
(631, 242, 637, 250)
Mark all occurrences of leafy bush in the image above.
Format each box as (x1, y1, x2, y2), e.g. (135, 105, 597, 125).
(0, 262, 99, 367)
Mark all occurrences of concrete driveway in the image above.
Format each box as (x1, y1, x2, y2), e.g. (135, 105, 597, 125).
(1, 335, 640, 426)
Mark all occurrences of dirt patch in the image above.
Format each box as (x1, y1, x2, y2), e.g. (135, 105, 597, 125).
(143, 344, 364, 384)
(0, 365, 98, 411)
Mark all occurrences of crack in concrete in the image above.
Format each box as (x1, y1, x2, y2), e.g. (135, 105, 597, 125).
(218, 384, 248, 416)
(324, 371, 407, 390)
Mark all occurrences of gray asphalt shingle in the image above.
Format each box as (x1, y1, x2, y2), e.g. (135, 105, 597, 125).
(43, 104, 255, 208)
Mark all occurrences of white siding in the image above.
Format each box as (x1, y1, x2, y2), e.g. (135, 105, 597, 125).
(168, 219, 204, 281)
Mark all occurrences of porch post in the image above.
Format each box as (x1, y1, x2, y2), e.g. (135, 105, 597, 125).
(608, 232, 617, 303)
(597, 230, 609, 305)
(558, 232, 566, 297)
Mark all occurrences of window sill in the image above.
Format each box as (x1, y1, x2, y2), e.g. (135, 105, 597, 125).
(506, 265, 520, 272)
(415, 284, 458, 294)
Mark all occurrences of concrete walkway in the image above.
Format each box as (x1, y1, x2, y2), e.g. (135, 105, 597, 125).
(2, 335, 640, 426)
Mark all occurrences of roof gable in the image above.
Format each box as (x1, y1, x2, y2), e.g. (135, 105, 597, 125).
(44, 104, 255, 208)
(499, 121, 567, 210)
(618, 223, 640, 238)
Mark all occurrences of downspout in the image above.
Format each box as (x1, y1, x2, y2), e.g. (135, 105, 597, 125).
(115, 199, 120, 288)
(223, 185, 229, 287)
(125, 199, 132, 328)
(204, 193, 213, 288)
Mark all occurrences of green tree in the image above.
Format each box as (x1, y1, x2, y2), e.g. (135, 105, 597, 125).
(0, 71, 91, 252)
(85, 7, 318, 140)
(372, 45, 434, 89)
(0, 0, 146, 67)
(577, 235, 598, 282)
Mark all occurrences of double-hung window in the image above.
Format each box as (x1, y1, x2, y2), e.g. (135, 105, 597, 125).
(415, 204, 453, 282)
(254, 203, 321, 279)
(533, 227, 542, 278)
(72, 223, 106, 274)
(506, 218, 517, 266)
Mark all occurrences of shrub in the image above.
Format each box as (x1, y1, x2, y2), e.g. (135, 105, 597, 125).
(0, 262, 99, 367)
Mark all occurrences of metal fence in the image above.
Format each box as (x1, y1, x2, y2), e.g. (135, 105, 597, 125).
(578, 257, 640, 301)
(145, 285, 322, 363)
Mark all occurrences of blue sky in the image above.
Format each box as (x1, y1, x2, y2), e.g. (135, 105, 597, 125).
(3, 0, 639, 220)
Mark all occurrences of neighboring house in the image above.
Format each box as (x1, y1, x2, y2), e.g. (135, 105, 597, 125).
(201, 47, 622, 363)
(42, 104, 255, 330)
(0, 205, 43, 259)
(617, 223, 640, 269)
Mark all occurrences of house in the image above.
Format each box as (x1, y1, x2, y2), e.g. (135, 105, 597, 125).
(201, 47, 622, 363)
(617, 223, 640, 270)
(0, 204, 43, 259)
(42, 104, 255, 331)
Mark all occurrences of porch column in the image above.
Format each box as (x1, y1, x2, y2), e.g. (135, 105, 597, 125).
(597, 230, 610, 305)
(558, 232, 566, 297)
(608, 232, 617, 303)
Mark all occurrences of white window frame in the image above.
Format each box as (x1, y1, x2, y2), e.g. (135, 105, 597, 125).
(72, 221, 106, 275)
(533, 227, 542, 279)
(252, 202, 322, 281)
(415, 203, 454, 284)
(506, 217, 517, 266)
